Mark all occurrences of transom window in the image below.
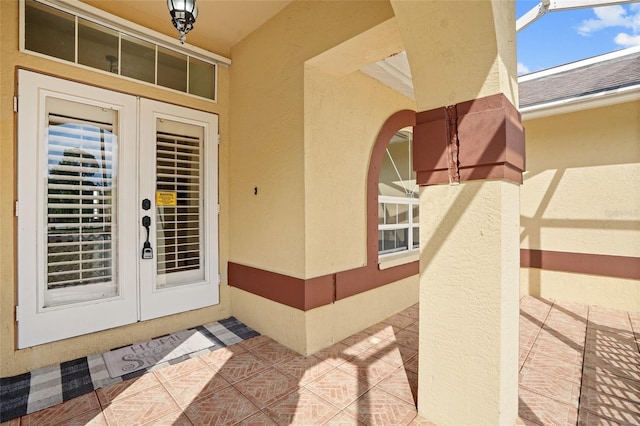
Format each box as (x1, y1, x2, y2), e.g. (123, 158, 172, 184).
(378, 129, 419, 257)
(22, 0, 217, 101)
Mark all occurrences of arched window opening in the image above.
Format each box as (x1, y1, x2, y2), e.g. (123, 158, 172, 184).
(378, 127, 419, 258)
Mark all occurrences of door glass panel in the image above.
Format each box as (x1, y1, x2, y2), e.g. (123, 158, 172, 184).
(155, 119, 204, 288)
(45, 98, 118, 307)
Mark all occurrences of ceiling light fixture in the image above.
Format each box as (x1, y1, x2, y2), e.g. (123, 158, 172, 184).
(167, 0, 198, 44)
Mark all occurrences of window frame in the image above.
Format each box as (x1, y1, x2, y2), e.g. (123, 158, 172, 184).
(20, 0, 225, 102)
(378, 195, 420, 258)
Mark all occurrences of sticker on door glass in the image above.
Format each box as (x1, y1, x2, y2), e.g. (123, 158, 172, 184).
(156, 191, 177, 206)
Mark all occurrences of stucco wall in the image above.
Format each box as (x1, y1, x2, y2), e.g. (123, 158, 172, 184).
(227, 0, 418, 354)
(0, 0, 232, 376)
(304, 66, 416, 278)
(228, 0, 398, 279)
(520, 101, 640, 310)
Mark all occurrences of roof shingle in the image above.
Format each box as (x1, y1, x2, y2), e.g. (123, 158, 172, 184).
(519, 49, 640, 108)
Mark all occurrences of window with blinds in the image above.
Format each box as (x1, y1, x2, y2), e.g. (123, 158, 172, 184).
(46, 111, 117, 301)
(155, 126, 203, 287)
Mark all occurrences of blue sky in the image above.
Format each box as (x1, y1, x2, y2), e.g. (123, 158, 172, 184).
(516, 0, 640, 74)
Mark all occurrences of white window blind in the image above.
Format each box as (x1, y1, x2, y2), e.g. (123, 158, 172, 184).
(155, 130, 202, 281)
(46, 113, 116, 291)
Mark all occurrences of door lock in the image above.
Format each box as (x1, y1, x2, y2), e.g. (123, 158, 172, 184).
(142, 215, 153, 259)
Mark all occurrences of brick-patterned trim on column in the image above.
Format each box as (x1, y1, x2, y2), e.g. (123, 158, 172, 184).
(414, 93, 525, 186)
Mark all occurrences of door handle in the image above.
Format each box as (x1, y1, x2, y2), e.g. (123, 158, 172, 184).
(142, 215, 153, 259)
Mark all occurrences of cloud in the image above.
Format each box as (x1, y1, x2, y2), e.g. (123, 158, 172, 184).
(576, 5, 640, 36)
(517, 62, 530, 75)
(614, 32, 640, 47)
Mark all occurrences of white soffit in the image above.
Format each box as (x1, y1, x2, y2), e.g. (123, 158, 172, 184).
(361, 51, 415, 100)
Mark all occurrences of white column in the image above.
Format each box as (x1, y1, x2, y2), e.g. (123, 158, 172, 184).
(417, 179, 520, 425)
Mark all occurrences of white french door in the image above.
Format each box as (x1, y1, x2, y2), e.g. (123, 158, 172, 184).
(138, 99, 219, 320)
(17, 71, 218, 348)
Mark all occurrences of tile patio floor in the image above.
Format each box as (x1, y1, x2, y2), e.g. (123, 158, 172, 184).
(3, 295, 640, 425)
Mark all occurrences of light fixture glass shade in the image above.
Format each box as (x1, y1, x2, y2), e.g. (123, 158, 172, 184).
(166, 0, 198, 44)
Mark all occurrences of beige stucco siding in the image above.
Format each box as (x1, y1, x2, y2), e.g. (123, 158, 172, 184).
(228, 0, 399, 279)
(520, 101, 640, 310)
(227, 0, 417, 354)
(303, 66, 416, 278)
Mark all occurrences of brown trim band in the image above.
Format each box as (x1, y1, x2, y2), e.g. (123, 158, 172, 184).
(228, 263, 335, 311)
(414, 93, 525, 186)
(229, 109, 419, 311)
(228, 261, 419, 311)
(521, 249, 640, 280)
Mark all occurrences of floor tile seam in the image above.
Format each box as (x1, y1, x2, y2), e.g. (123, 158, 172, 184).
(339, 337, 380, 354)
(535, 327, 586, 350)
(514, 415, 544, 426)
(583, 367, 640, 385)
(19, 396, 102, 426)
(102, 382, 176, 410)
(366, 381, 419, 409)
(217, 367, 270, 386)
(519, 386, 578, 422)
(353, 342, 405, 364)
(96, 375, 165, 405)
(356, 346, 404, 368)
(576, 403, 638, 425)
(273, 361, 339, 388)
(575, 407, 625, 426)
(152, 358, 216, 384)
(249, 351, 298, 367)
(231, 376, 300, 411)
(588, 321, 635, 332)
(367, 331, 410, 352)
(541, 324, 588, 335)
(587, 327, 636, 342)
(529, 338, 586, 355)
(183, 402, 258, 426)
(140, 409, 193, 426)
(236, 407, 281, 426)
(341, 386, 418, 424)
(584, 349, 640, 361)
(583, 350, 640, 365)
(300, 381, 358, 412)
(240, 340, 274, 355)
(520, 306, 554, 370)
(574, 305, 590, 417)
(523, 354, 584, 385)
(584, 338, 640, 349)
(320, 409, 362, 426)
(154, 374, 201, 412)
(390, 340, 419, 353)
(229, 365, 298, 389)
(630, 312, 640, 353)
(333, 364, 396, 390)
(517, 380, 580, 408)
(99, 387, 181, 426)
(579, 380, 640, 406)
